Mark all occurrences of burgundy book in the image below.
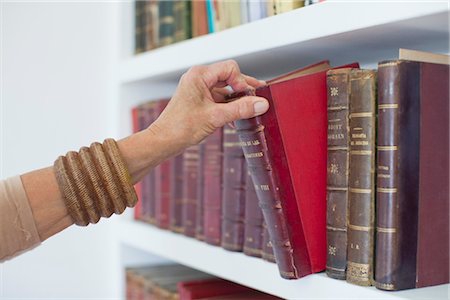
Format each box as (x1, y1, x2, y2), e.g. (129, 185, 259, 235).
(261, 223, 276, 263)
(182, 144, 201, 237)
(232, 60, 359, 279)
(221, 125, 247, 252)
(196, 141, 206, 241)
(177, 278, 252, 300)
(170, 154, 184, 233)
(132, 106, 143, 220)
(154, 100, 171, 229)
(243, 171, 264, 257)
(375, 60, 449, 290)
(203, 128, 224, 246)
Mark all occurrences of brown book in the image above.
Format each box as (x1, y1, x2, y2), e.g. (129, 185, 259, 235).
(376, 60, 449, 290)
(170, 153, 184, 233)
(134, 0, 145, 54)
(346, 69, 377, 286)
(144, 0, 159, 51)
(221, 125, 246, 252)
(325, 68, 354, 280)
(192, 0, 208, 37)
(243, 171, 264, 258)
(182, 144, 201, 237)
(174, 0, 191, 42)
(203, 128, 224, 246)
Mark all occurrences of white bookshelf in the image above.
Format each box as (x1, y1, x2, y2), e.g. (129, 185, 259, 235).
(114, 1, 449, 299)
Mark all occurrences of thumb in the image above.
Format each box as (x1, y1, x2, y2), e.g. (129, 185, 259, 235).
(218, 96, 269, 124)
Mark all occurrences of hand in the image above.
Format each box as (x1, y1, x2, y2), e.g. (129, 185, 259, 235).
(149, 60, 269, 148)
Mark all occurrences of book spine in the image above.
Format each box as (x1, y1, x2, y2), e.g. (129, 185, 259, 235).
(170, 154, 184, 233)
(261, 222, 276, 263)
(325, 69, 351, 280)
(173, 0, 185, 42)
(143, 1, 155, 51)
(243, 171, 264, 257)
(203, 128, 223, 246)
(196, 141, 206, 241)
(221, 125, 246, 252)
(375, 60, 420, 291)
(182, 144, 201, 237)
(158, 0, 175, 47)
(347, 70, 377, 286)
(134, 0, 145, 54)
(235, 109, 297, 279)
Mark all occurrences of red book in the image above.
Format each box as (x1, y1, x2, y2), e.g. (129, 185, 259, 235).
(177, 278, 252, 300)
(243, 171, 264, 257)
(196, 141, 206, 240)
(131, 106, 142, 220)
(233, 60, 359, 279)
(182, 144, 201, 237)
(221, 125, 247, 252)
(203, 128, 223, 246)
(170, 154, 184, 233)
(154, 99, 171, 229)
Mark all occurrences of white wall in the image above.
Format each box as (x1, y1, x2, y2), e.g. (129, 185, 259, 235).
(1, 2, 121, 298)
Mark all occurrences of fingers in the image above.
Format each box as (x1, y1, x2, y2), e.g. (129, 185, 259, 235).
(198, 60, 265, 92)
(213, 96, 269, 126)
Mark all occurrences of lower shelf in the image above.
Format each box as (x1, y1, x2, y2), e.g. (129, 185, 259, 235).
(115, 219, 448, 299)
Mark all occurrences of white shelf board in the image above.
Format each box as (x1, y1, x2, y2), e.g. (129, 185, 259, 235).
(115, 219, 449, 300)
(119, 1, 449, 83)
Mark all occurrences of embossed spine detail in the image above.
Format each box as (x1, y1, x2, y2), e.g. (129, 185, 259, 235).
(326, 69, 352, 280)
(347, 70, 377, 286)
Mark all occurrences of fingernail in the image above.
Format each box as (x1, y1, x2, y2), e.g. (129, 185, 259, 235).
(253, 101, 269, 116)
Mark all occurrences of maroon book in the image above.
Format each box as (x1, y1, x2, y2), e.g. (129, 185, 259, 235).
(196, 141, 206, 241)
(177, 278, 252, 300)
(154, 100, 171, 229)
(221, 125, 247, 252)
(182, 144, 201, 237)
(243, 171, 263, 258)
(375, 60, 449, 290)
(170, 154, 184, 233)
(203, 128, 224, 246)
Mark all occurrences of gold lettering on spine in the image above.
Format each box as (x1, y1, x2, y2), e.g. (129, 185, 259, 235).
(244, 152, 263, 158)
(260, 184, 269, 191)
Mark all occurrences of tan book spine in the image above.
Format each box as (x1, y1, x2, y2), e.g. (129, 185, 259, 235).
(346, 69, 377, 286)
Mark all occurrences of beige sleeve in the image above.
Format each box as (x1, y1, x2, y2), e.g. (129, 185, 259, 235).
(0, 176, 41, 262)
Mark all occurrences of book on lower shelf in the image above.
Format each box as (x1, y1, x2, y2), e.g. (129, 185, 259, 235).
(129, 50, 449, 292)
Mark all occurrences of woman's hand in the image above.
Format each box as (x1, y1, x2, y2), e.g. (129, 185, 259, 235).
(150, 59, 268, 148)
(118, 60, 269, 183)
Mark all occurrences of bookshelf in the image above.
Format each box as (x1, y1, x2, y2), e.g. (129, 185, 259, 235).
(115, 1, 449, 299)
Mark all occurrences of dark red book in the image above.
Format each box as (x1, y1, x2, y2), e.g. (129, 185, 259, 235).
(170, 154, 184, 233)
(375, 60, 449, 290)
(177, 278, 252, 300)
(153, 100, 171, 229)
(203, 128, 224, 246)
(196, 141, 206, 240)
(221, 125, 247, 252)
(131, 106, 142, 220)
(243, 171, 263, 257)
(233, 60, 359, 279)
(182, 144, 201, 237)
(261, 223, 276, 263)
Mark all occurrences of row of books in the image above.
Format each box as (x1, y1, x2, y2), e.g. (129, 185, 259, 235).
(134, 0, 323, 54)
(131, 49, 449, 291)
(132, 102, 276, 263)
(126, 263, 280, 299)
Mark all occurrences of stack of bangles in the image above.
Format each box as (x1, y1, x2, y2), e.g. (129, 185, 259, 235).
(54, 138, 137, 226)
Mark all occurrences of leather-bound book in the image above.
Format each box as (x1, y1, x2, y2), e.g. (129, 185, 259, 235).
(154, 100, 171, 229)
(131, 106, 143, 221)
(196, 141, 206, 241)
(376, 60, 449, 290)
(170, 153, 184, 233)
(134, 0, 145, 54)
(182, 144, 201, 237)
(243, 171, 264, 258)
(221, 125, 247, 252)
(203, 128, 224, 246)
(139, 102, 157, 225)
(177, 278, 253, 300)
(325, 68, 354, 280)
(346, 69, 377, 286)
(261, 223, 276, 263)
(174, 0, 191, 42)
(158, 0, 175, 47)
(143, 0, 158, 51)
(233, 60, 359, 279)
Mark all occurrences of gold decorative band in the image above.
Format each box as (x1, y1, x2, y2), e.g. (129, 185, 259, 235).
(350, 112, 373, 118)
(326, 266, 346, 271)
(328, 146, 348, 151)
(379, 104, 399, 109)
(378, 145, 398, 151)
(328, 118, 341, 123)
(348, 224, 372, 232)
(327, 226, 347, 232)
(377, 187, 397, 193)
(350, 150, 372, 155)
(349, 188, 372, 194)
(377, 227, 397, 233)
(327, 187, 348, 191)
(327, 105, 348, 111)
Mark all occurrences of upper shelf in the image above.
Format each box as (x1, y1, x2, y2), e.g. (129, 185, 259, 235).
(115, 219, 449, 300)
(118, 1, 449, 84)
